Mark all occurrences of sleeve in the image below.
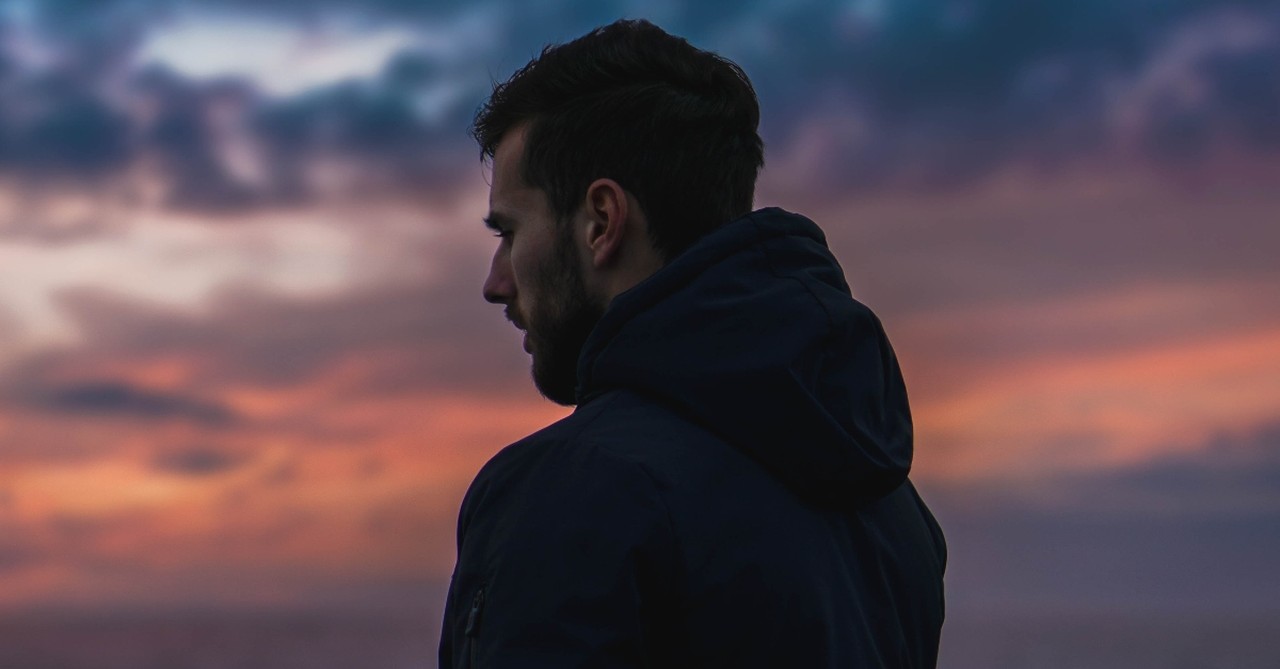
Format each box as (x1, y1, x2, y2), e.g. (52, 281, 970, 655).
(471, 452, 683, 669)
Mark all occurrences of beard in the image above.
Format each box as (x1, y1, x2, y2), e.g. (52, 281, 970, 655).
(525, 223, 607, 406)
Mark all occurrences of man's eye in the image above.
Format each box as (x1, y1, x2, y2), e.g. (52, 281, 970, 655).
(493, 229, 512, 239)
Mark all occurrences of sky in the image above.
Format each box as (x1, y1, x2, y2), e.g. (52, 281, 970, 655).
(0, 0, 1278, 660)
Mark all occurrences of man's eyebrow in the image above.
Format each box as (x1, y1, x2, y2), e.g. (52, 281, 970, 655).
(483, 212, 514, 231)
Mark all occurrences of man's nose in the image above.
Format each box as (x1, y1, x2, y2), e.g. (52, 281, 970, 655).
(482, 250, 513, 304)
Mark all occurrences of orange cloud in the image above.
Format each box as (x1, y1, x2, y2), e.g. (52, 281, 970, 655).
(0, 374, 567, 613)
(911, 323, 1280, 482)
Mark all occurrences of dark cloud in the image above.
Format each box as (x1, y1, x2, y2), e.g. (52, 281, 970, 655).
(0, 2, 483, 218)
(1138, 41, 1280, 163)
(131, 66, 269, 212)
(0, 0, 1276, 216)
(1198, 42, 1280, 147)
(751, 0, 1280, 192)
(248, 62, 481, 204)
(151, 445, 246, 476)
(0, 0, 145, 176)
(29, 381, 237, 426)
(1072, 421, 1280, 514)
(0, 90, 134, 177)
(0, 542, 41, 573)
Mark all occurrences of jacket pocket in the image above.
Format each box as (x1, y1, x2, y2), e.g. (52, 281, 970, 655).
(463, 585, 486, 669)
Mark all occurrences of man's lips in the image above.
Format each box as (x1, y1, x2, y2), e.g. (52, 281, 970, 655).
(505, 309, 530, 352)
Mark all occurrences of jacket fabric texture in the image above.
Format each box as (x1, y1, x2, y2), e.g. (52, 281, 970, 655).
(439, 207, 947, 668)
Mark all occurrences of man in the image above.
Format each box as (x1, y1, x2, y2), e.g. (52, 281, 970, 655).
(439, 19, 946, 668)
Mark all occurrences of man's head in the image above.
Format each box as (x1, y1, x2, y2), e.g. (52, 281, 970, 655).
(476, 19, 764, 405)
(473, 19, 764, 261)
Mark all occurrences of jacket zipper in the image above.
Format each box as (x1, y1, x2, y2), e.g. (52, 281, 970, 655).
(464, 585, 485, 669)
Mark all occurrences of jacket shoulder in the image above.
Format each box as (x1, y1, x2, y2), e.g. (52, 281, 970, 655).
(456, 393, 680, 546)
(444, 396, 689, 668)
(574, 389, 796, 502)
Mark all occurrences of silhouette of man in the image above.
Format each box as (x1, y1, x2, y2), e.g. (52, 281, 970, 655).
(439, 19, 946, 668)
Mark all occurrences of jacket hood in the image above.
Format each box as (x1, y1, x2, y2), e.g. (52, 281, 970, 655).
(576, 207, 912, 510)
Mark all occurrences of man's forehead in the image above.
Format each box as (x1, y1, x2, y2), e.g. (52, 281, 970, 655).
(488, 126, 544, 212)
(492, 125, 529, 185)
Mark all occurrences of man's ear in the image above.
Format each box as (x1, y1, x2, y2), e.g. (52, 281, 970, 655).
(581, 178, 630, 269)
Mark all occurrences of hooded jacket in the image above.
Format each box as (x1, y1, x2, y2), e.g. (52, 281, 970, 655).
(439, 208, 946, 668)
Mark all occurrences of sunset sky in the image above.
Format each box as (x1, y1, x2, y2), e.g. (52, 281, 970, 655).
(0, 0, 1277, 661)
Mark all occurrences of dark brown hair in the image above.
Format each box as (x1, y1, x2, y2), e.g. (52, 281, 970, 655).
(472, 19, 764, 261)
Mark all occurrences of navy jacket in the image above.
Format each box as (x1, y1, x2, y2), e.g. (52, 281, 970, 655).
(439, 208, 946, 668)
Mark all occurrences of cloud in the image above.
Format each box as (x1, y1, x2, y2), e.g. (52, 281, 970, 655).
(927, 417, 1280, 516)
(130, 67, 269, 212)
(0, 540, 40, 574)
(754, 1, 1280, 193)
(29, 380, 236, 425)
(0, 244, 527, 406)
(0, 91, 134, 178)
(0, 0, 1274, 221)
(136, 14, 419, 96)
(246, 62, 480, 203)
(0, 3, 486, 221)
(1066, 419, 1280, 515)
(0, 301, 22, 345)
(151, 445, 246, 476)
